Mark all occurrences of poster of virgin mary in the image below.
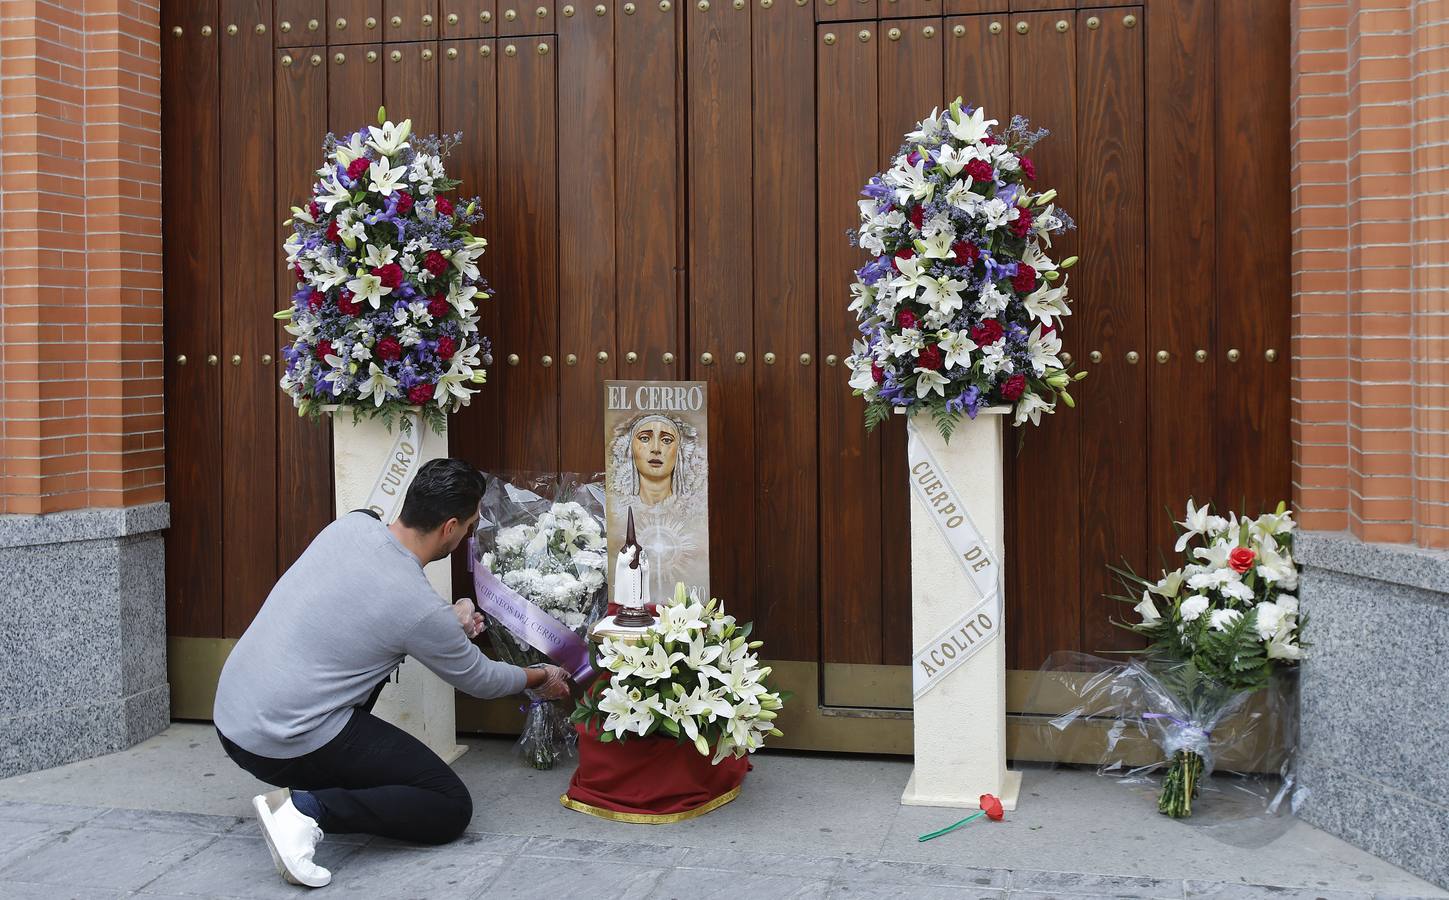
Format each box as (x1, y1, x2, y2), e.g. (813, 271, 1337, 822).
(602, 381, 710, 605)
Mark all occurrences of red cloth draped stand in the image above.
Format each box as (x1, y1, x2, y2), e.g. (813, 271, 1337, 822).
(561, 723, 751, 824)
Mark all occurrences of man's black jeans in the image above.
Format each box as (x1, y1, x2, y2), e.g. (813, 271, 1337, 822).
(217, 686, 471, 845)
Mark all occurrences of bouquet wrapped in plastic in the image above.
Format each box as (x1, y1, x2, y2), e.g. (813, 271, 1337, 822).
(471, 472, 608, 769)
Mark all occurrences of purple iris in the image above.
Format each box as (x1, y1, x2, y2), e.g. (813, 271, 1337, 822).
(879, 370, 912, 407)
(858, 256, 893, 286)
(983, 255, 1018, 282)
(861, 177, 891, 202)
(946, 386, 983, 419)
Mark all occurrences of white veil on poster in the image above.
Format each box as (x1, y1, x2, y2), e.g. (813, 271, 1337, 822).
(603, 381, 710, 604)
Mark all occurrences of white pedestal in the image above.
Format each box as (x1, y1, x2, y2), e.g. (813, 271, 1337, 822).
(900, 410, 1021, 811)
(332, 410, 467, 765)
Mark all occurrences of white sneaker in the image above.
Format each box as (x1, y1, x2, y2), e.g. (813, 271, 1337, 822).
(252, 788, 332, 888)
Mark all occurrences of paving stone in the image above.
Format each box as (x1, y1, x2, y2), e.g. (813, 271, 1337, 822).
(1185, 881, 1375, 900)
(0, 801, 107, 827)
(0, 825, 214, 893)
(652, 867, 832, 899)
(484, 857, 668, 900)
(90, 807, 244, 835)
(832, 882, 1007, 900)
(678, 846, 844, 881)
(522, 835, 690, 866)
(139, 834, 363, 899)
(312, 844, 509, 900)
(839, 858, 1009, 889)
(0, 882, 130, 900)
(0, 820, 63, 871)
(1008, 869, 1185, 898)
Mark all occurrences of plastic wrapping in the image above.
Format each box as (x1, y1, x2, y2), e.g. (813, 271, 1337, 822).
(473, 472, 609, 769)
(1027, 651, 1302, 829)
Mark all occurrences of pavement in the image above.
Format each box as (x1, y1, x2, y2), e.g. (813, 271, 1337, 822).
(0, 723, 1443, 900)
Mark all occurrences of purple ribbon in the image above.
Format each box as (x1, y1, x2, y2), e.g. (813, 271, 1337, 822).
(1142, 712, 1212, 740)
(471, 564, 595, 683)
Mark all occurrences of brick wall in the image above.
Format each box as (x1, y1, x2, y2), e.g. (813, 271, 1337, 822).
(0, 0, 163, 515)
(1292, 0, 1449, 547)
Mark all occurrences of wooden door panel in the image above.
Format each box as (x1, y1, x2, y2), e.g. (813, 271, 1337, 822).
(616, 4, 682, 380)
(496, 35, 560, 470)
(946, 0, 1005, 12)
(327, 44, 384, 133)
(163, 0, 224, 637)
(888, 0, 944, 22)
(817, 21, 882, 666)
(1215, 0, 1291, 516)
(1006, 10, 1080, 670)
(277, 0, 327, 46)
(440, 0, 491, 38)
(557, 14, 617, 473)
(498, 0, 552, 36)
(1076, 6, 1146, 655)
(876, 17, 943, 666)
(752, 0, 819, 660)
(328, 0, 382, 43)
(816, 0, 877, 24)
(273, 46, 334, 576)
(382, 41, 440, 134)
(1145, 0, 1215, 570)
(688, 0, 757, 623)
(220, 0, 280, 636)
(944, 14, 1009, 116)
(384, 0, 441, 41)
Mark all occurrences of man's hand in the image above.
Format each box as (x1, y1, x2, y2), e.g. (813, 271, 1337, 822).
(526, 664, 571, 700)
(452, 598, 485, 640)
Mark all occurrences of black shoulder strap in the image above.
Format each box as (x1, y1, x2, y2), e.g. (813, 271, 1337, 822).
(353, 508, 382, 520)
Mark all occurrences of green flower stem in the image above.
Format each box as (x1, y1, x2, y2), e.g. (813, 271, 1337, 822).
(1157, 749, 1205, 818)
(917, 811, 985, 842)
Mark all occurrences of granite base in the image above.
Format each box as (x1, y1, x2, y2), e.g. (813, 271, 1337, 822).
(0, 504, 171, 778)
(1295, 531, 1449, 889)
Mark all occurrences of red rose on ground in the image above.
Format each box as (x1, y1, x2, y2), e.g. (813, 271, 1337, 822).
(1002, 373, 1027, 401)
(408, 383, 435, 405)
(373, 262, 404, 290)
(437, 336, 458, 360)
(396, 191, 415, 216)
(314, 340, 334, 361)
(893, 247, 916, 270)
(980, 794, 1005, 821)
(897, 309, 920, 331)
(953, 241, 980, 266)
(346, 157, 371, 181)
(424, 251, 450, 277)
(1229, 546, 1257, 573)
(971, 319, 1004, 346)
(871, 363, 884, 384)
(1013, 264, 1037, 294)
(376, 336, 402, 361)
(306, 289, 325, 311)
(435, 197, 454, 218)
(909, 205, 925, 230)
(427, 294, 450, 318)
(336, 290, 361, 316)
(1011, 209, 1034, 238)
(1020, 156, 1036, 180)
(917, 344, 944, 371)
(325, 220, 341, 243)
(965, 159, 995, 182)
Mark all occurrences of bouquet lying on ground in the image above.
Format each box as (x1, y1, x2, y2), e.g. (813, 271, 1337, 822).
(846, 98, 1085, 440)
(572, 584, 787, 764)
(278, 107, 491, 432)
(1111, 500, 1304, 817)
(473, 474, 608, 768)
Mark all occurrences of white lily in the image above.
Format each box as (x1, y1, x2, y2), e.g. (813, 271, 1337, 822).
(452, 241, 486, 283)
(849, 282, 876, 316)
(1192, 539, 1232, 570)
(651, 599, 709, 643)
(314, 255, 352, 292)
(919, 274, 968, 320)
(917, 231, 955, 260)
(1134, 590, 1161, 624)
(317, 171, 352, 213)
(1027, 325, 1063, 376)
(906, 107, 945, 142)
(1023, 279, 1071, 326)
(347, 272, 392, 310)
(914, 368, 949, 399)
(1176, 500, 1211, 553)
(890, 159, 935, 205)
(1266, 634, 1303, 661)
(331, 131, 369, 166)
(935, 143, 969, 177)
(937, 330, 978, 371)
(1012, 391, 1053, 426)
(633, 641, 685, 684)
(1151, 569, 1186, 599)
(366, 119, 412, 156)
(364, 243, 399, 268)
(947, 104, 998, 144)
(367, 158, 408, 197)
(357, 362, 398, 407)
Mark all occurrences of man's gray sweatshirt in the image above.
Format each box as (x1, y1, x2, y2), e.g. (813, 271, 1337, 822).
(214, 511, 526, 758)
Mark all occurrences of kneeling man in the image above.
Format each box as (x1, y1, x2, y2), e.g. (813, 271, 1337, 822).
(214, 458, 568, 888)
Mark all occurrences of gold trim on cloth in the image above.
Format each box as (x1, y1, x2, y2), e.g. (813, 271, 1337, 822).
(558, 785, 742, 824)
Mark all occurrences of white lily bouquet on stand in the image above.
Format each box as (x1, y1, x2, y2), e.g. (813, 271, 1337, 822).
(571, 584, 787, 764)
(473, 474, 609, 769)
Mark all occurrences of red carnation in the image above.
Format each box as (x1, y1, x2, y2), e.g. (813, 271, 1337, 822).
(424, 251, 450, 278)
(1020, 156, 1036, 180)
(1229, 546, 1258, 574)
(314, 340, 334, 361)
(893, 247, 916, 270)
(306, 289, 325, 311)
(971, 319, 1004, 346)
(1011, 209, 1034, 238)
(906, 150, 922, 166)
(1001, 373, 1027, 401)
(336, 290, 361, 316)
(435, 197, 454, 218)
(871, 363, 884, 384)
(307, 200, 321, 219)
(908, 205, 925, 230)
(1012, 264, 1037, 294)
(396, 191, 415, 216)
(373, 262, 404, 290)
(897, 309, 920, 331)
(917, 344, 944, 371)
(292, 264, 305, 283)
(437, 336, 458, 360)
(980, 794, 1005, 822)
(982, 135, 999, 146)
(376, 336, 403, 361)
(346, 157, 371, 181)
(965, 159, 995, 182)
(953, 241, 980, 266)
(408, 383, 435, 405)
(325, 219, 341, 243)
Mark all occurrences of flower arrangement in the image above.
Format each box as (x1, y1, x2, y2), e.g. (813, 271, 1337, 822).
(846, 98, 1085, 440)
(1111, 500, 1304, 817)
(571, 584, 786, 764)
(475, 478, 609, 769)
(277, 108, 491, 432)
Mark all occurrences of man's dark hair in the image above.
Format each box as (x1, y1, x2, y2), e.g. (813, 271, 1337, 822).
(397, 458, 486, 531)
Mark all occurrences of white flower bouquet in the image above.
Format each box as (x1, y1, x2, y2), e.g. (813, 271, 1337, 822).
(473, 473, 609, 768)
(1108, 500, 1305, 818)
(571, 584, 787, 764)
